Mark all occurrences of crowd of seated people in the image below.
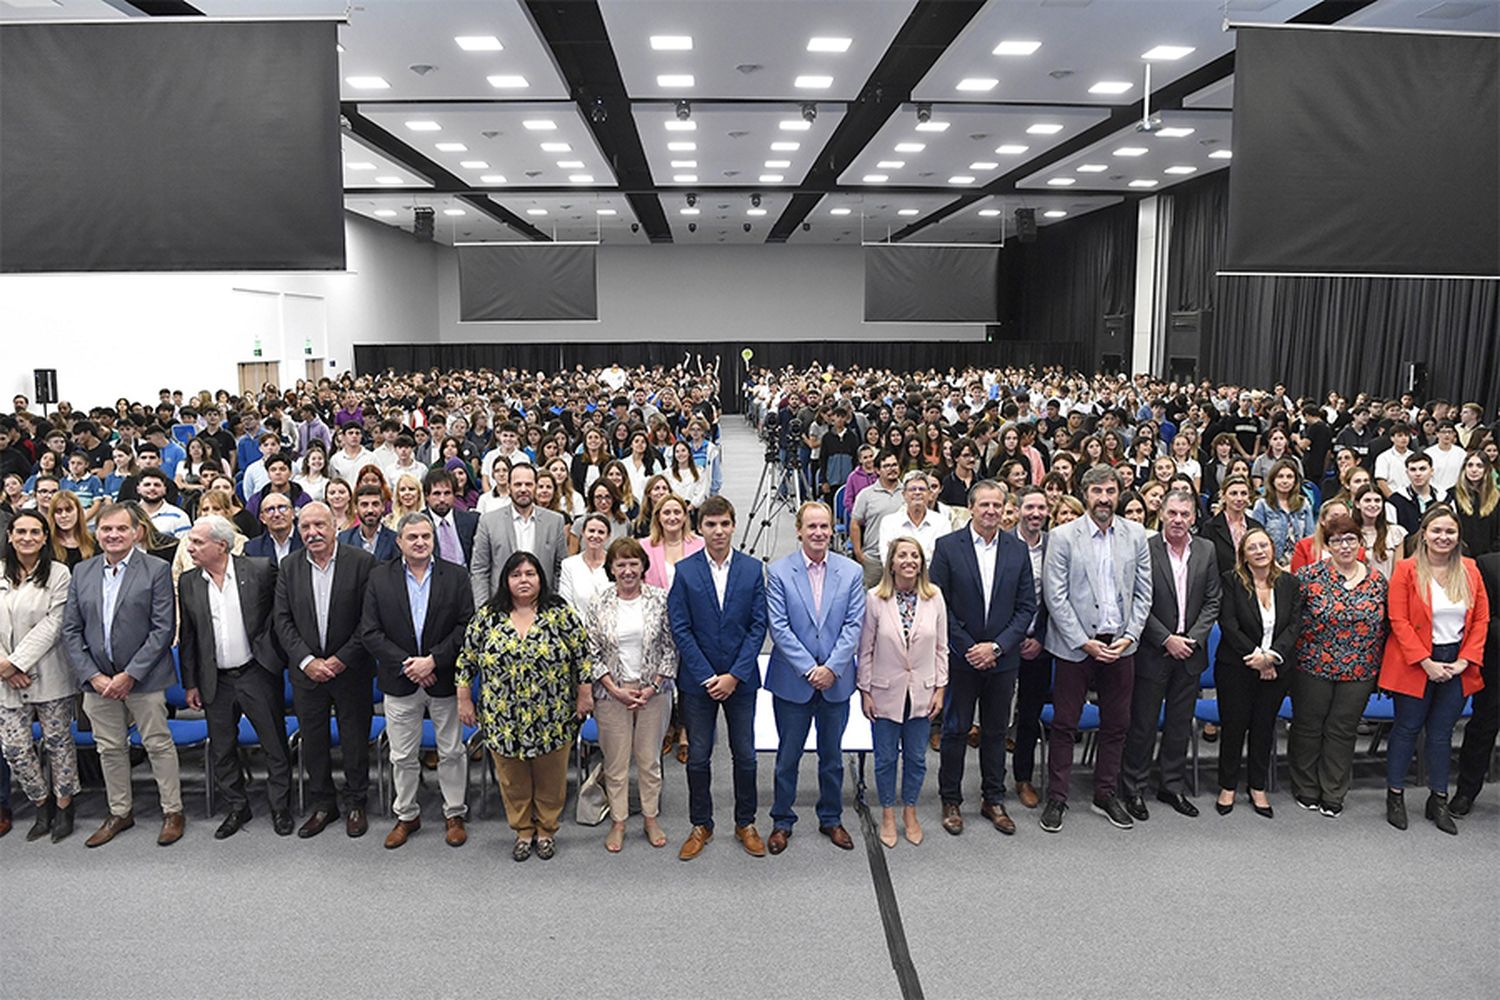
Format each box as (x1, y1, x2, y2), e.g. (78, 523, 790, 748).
(0, 361, 1495, 859)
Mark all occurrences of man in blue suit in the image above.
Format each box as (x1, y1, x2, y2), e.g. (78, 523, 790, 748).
(765, 501, 866, 853)
(337, 484, 397, 562)
(668, 496, 769, 861)
(422, 469, 478, 567)
(929, 480, 1036, 836)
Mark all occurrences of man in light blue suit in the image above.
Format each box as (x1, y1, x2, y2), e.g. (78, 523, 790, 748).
(765, 501, 866, 853)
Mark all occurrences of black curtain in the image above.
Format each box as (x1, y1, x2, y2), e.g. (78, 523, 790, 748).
(993, 202, 1137, 368)
(1166, 170, 1499, 403)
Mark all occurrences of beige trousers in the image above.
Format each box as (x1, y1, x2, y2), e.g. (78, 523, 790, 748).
(594, 685, 672, 822)
(493, 744, 570, 838)
(83, 689, 183, 817)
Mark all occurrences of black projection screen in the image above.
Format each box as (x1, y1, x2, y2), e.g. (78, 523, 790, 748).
(865, 245, 1000, 323)
(0, 19, 344, 273)
(1225, 25, 1499, 278)
(457, 244, 599, 321)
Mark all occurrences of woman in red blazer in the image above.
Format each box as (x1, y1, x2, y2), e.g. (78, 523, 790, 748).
(857, 537, 948, 849)
(1379, 507, 1490, 835)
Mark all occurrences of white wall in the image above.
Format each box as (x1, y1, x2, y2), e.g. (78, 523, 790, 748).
(0, 213, 440, 405)
(436, 243, 986, 344)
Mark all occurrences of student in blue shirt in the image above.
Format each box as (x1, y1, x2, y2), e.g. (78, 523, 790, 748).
(59, 451, 105, 521)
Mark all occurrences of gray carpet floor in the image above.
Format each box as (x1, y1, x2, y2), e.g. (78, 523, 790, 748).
(2, 420, 1496, 999)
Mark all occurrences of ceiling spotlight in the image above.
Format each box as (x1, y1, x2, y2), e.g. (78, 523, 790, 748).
(801, 103, 817, 123)
(686, 193, 697, 207)
(915, 103, 932, 124)
(751, 193, 762, 208)
(590, 97, 608, 124)
(675, 100, 692, 121)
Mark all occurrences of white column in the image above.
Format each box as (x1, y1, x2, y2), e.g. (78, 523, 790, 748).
(1131, 196, 1171, 376)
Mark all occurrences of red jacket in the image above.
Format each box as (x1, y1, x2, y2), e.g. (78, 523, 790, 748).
(1379, 557, 1490, 698)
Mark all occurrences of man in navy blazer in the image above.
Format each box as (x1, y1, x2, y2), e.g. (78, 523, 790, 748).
(667, 496, 769, 861)
(929, 480, 1036, 836)
(765, 501, 866, 852)
(423, 469, 478, 566)
(338, 484, 398, 562)
(242, 491, 304, 563)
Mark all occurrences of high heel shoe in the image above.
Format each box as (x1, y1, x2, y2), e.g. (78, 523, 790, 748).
(1386, 789, 1408, 830)
(51, 800, 75, 843)
(1250, 791, 1274, 820)
(1215, 791, 1234, 816)
(1425, 792, 1458, 836)
(25, 797, 54, 842)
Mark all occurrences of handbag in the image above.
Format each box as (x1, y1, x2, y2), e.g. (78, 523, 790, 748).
(575, 749, 608, 826)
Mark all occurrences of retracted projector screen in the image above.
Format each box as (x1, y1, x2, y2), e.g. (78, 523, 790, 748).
(0, 19, 344, 273)
(1224, 25, 1499, 278)
(457, 243, 599, 321)
(864, 244, 1000, 322)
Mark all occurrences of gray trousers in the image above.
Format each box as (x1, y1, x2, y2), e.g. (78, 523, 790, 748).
(1121, 655, 1200, 797)
(1288, 671, 1376, 807)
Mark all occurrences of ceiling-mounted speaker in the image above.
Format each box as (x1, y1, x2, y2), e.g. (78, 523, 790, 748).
(1015, 207, 1037, 243)
(413, 207, 435, 243)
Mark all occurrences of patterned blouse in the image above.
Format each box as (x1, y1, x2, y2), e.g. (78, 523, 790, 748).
(456, 602, 590, 759)
(1294, 560, 1388, 682)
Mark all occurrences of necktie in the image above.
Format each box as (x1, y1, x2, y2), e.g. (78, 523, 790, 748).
(438, 516, 462, 564)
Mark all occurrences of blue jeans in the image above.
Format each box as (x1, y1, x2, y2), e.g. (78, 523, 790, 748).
(771, 691, 850, 830)
(872, 713, 929, 807)
(1387, 643, 1469, 794)
(680, 683, 758, 831)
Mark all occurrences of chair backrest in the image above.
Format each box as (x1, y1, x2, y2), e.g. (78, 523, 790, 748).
(163, 682, 190, 710)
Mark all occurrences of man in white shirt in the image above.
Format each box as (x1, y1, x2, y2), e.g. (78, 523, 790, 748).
(328, 423, 375, 484)
(370, 419, 402, 471)
(480, 423, 529, 491)
(876, 471, 952, 561)
(1373, 423, 1416, 496)
(1427, 422, 1466, 492)
(383, 434, 428, 490)
(135, 469, 191, 538)
(240, 431, 280, 501)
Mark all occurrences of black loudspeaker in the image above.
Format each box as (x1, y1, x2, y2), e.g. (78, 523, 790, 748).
(1097, 314, 1131, 375)
(1014, 207, 1037, 243)
(413, 207, 435, 243)
(33, 368, 57, 405)
(1167, 310, 1212, 379)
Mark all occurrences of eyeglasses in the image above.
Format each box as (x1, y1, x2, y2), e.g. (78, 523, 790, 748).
(1327, 534, 1360, 547)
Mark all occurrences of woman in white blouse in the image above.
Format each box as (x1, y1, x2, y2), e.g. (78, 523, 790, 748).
(294, 442, 330, 502)
(666, 440, 708, 512)
(557, 514, 613, 620)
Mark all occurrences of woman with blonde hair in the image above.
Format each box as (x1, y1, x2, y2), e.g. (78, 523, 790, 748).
(382, 473, 424, 530)
(1450, 451, 1499, 556)
(634, 474, 673, 540)
(323, 477, 356, 533)
(1379, 507, 1490, 835)
(642, 494, 703, 591)
(857, 536, 947, 847)
(46, 491, 96, 569)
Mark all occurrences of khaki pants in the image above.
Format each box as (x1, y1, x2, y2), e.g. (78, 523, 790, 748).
(83, 689, 183, 817)
(594, 685, 672, 822)
(494, 744, 570, 838)
(384, 689, 467, 821)
(862, 553, 885, 589)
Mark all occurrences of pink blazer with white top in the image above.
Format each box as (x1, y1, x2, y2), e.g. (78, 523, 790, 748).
(856, 588, 949, 721)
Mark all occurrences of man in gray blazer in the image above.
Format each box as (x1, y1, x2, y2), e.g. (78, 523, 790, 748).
(62, 502, 184, 847)
(1040, 466, 1153, 833)
(1120, 490, 1222, 822)
(469, 463, 567, 606)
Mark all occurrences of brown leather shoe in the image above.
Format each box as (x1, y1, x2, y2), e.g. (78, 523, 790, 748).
(928, 727, 941, 751)
(967, 724, 981, 748)
(157, 812, 185, 846)
(444, 816, 467, 847)
(677, 824, 713, 861)
(1016, 781, 1041, 810)
(767, 826, 791, 854)
(981, 801, 1017, 835)
(85, 812, 134, 848)
(298, 809, 337, 839)
(346, 808, 368, 838)
(820, 824, 855, 850)
(384, 817, 421, 849)
(735, 824, 766, 857)
(942, 802, 963, 835)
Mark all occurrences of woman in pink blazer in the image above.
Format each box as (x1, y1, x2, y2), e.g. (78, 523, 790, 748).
(858, 537, 948, 848)
(641, 495, 705, 591)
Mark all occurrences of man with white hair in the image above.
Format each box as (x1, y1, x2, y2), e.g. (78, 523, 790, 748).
(178, 515, 294, 839)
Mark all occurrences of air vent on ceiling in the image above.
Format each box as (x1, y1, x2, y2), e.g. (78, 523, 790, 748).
(1049, 69, 1074, 79)
(409, 64, 436, 76)
(728, 131, 750, 139)
(736, 64, 762, 74)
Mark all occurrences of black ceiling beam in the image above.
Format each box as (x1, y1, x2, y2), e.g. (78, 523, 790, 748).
(889, 0, 1380, 242)
(767, 0, 987, 243)
(524, 1, 671, 243)
(120, 1, 203, 13)
(341, 103, 550, 241)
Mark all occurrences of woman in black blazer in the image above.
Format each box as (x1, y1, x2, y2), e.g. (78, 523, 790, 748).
(1215, 525, 1302, 818)
(1200, 474, 1263, 575)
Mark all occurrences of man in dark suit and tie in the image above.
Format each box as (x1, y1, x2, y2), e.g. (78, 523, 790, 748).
(1010, 485, 1052, 810)
(1451, 551, 1500, 816)
(61, 502, 184, 848)
(668, 496, 769, 861)
(178, 516, 294, 839)
(360, 512, 475, 849)
(764, 501, 866, 853)
(423, 468, 478, 567)
(243, 491, 304, 563)
(338, 485, 398, 562)
(929, 480, 1037, 836)
(1120, 489, 1222, 821)
(273, 502, 377, 838)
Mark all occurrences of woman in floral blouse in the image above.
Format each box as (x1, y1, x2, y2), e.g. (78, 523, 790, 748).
(457, 551, 592, 862)
(1289, 511, 1388, 818)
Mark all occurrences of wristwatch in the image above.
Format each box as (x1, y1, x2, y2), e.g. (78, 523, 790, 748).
(991, 641, 1002, 659)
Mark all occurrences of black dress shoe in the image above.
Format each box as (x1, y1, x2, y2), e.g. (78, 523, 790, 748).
(272, 810, 295, 836)
(298, 809, 338, 839)
(214, 807, 252, 840)
(25, 797, 54, 842)
(1448, 791, 1474, 817)
(1122, 794, 1150, 822)
(51, 801, 76, 842)
(1386, 789, 1408, 830)
(1156, 790, 1200, 818)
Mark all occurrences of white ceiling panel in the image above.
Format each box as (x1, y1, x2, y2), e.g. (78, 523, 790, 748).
(1338, 0, 1500, 33)
(345, 192, 648, 245)
(913, 0, 1308, 105)
(1182, 74, 1233, 109)
(359, 102, 615, 189)
(919, 193, 1125, 242)
(0, 0, 126, 19)
(663, 191, 798, 244)
(1016, 109, 1232, 192)
(633, 101, 847, 187)
(599, 0, 916, 100)
(787, 193, 959, 244)
(838, 102, 1110, 189)
(342, 132, 432, 189)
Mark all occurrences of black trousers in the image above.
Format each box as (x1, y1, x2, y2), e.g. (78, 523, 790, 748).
(292, 667, 374, 813)
(940, 665, 1016, 806)
(1456, 652, 1499, 799)
(205, 664, 292, 813)
(1215, 657, 1291, 792)
(1012, 653, 1052, 784)
(1120, 654, 1199, 797)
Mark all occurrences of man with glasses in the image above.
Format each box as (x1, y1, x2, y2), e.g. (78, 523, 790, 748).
(244, 493, 302, 563)
(876, 471, 952, 561)
(850, 450, 905, 588)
